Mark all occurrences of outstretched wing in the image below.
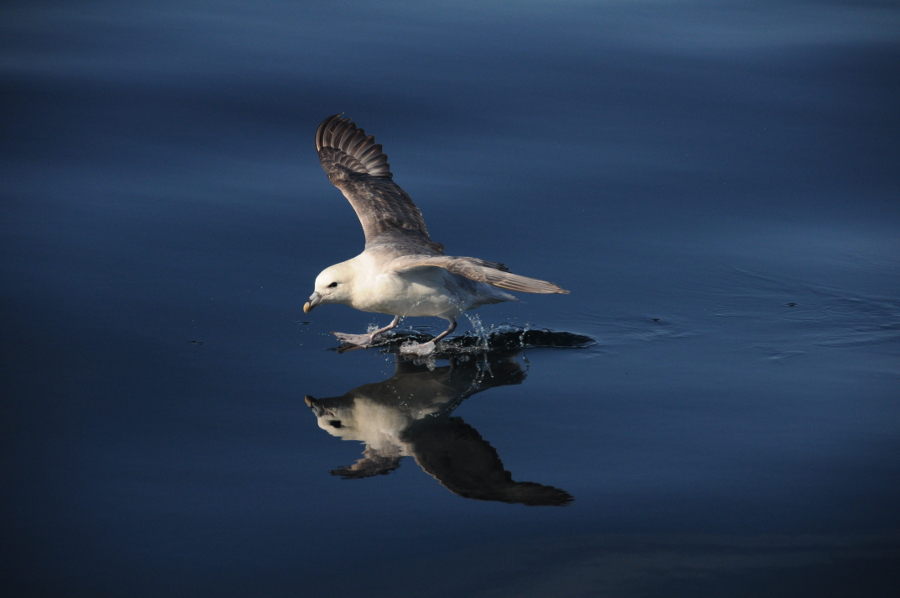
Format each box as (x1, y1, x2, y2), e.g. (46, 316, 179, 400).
(389, 255, 569, 294)
(316, 114, 442, 252)
(405, 416, 573, 506)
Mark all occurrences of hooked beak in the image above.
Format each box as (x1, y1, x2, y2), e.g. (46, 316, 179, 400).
(303, 291, 322, 313)
(304, 395, 331, 417)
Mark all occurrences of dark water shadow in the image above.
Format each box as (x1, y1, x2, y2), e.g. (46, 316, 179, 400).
(304, 350, 573, 506)
(332, 324, 597, 355)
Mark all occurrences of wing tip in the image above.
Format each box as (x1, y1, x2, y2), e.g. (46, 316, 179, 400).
(315, 113, 346, 152)
(506, 278, 569, 295)
(315, 114, 392, 178)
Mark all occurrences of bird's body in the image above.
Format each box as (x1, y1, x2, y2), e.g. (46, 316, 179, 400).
(322, 250, 513, 319)
(304, 115, 567, 351)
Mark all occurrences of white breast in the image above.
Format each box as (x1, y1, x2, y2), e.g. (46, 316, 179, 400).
(367, 267, 466, 319)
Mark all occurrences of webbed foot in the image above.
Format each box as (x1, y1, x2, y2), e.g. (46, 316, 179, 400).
(331, 331, 376, 347)
(399, 340, 437, 356)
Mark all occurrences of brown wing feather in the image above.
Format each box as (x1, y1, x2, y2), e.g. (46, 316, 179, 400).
(390, 255, 569, 294)
(316, 115, 441, 251)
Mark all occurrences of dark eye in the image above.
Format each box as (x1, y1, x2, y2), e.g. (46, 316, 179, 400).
(328, 420, 342, 428)
(327, 282, 338, 288)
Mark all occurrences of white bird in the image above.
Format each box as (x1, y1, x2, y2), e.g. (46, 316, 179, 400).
(303, 114, 568, 352)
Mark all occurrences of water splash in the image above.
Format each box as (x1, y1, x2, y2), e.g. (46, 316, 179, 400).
(465, 313, 491, 351)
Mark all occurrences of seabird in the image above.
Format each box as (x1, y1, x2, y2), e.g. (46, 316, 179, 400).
(303, 114, 568, 352)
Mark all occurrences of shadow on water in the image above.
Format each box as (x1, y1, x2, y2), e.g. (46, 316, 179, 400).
(332, 324, 597, 355)
(304, 348, 575, 506)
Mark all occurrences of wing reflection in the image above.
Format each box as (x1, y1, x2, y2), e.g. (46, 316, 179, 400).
(305, 353, 572, 506)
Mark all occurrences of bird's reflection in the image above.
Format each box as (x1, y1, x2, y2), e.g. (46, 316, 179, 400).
(305, 352, 573, 506)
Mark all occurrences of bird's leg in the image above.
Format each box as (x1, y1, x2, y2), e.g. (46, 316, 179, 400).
(400, 319, 457, 355)
(368, 315, 402, 341)
(332, 315, 401, 348)
(430, 319, 457, 344)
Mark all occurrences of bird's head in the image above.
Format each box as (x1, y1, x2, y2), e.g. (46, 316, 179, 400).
(304, 261, 355, 312)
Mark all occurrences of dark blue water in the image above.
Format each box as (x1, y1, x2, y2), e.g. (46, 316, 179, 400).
(3, 1, 899, 596)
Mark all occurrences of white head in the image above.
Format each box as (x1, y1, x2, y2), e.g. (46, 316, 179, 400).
(303, 261, 355, 312)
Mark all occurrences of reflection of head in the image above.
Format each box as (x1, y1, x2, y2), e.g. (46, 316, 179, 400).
(305, 353, 572, 506)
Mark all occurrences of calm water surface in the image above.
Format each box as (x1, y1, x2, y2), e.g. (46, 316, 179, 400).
(2, 1, 899, 596)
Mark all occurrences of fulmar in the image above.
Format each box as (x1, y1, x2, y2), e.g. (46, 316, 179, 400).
(303, 114, 568, 353)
